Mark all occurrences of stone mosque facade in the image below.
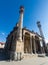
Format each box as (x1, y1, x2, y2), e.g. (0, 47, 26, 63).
(5, 6, 45, 60)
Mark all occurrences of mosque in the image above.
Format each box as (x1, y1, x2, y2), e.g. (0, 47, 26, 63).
(4, 6, 46, 60)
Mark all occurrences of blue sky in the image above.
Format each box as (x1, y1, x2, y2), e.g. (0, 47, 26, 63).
(0, 0, 48, 43)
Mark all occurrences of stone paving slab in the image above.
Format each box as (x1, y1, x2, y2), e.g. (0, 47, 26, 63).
(0, 57, 48, 65)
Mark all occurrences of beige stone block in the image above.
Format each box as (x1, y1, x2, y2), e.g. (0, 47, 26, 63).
(16, 40, 24, 53)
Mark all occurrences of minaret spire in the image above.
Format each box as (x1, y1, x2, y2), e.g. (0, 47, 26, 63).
(37, 21, 47, 53)
(37, 21, 44, 39)
(19, 6, 24, 29)
(18, 6, 24, 41)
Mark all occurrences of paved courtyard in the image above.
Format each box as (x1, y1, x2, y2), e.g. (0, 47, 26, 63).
(0, 57, 48, 65)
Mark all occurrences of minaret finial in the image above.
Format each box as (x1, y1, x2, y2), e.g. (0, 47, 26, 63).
(19, 6, 24, 13)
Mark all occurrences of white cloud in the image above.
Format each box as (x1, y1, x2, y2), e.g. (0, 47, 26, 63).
(0, 32, 6, 42)
(1, 32, 5, 35)
(45, 39, 48, 43)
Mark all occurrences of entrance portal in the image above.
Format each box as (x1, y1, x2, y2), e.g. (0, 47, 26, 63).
(24, 32, 31, 53)
(35, 36, 41, 53)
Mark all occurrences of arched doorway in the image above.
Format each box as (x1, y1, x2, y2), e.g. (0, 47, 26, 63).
(35, 36, 41, 53)
(32, 36, 35, 53)
(24, 32, 31, 53)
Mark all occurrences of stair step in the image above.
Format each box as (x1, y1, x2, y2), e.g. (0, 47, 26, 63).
(38, 54, 45, 57)
(23, 54, 38, 58)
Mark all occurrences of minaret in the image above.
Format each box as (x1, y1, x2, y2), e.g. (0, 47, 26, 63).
(18, 6, 24, 41)
(37, 21, 46, 53)
(14, 6, 24, 60)
(37, 21, 44, 39)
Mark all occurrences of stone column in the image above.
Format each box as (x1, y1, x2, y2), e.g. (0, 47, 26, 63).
(30, 35, 32, 54)
(23, 32, 25, 42)
(40, 39, 45, 53)
(33, 36, 36, 54)
(39, 40, 42, 53)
